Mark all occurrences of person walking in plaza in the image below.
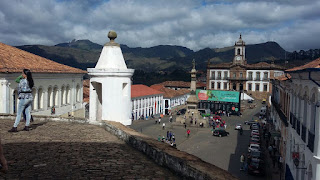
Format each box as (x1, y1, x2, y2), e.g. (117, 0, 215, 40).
(0, 136, 8, 173)
(240, 154, 245, 171)
(187, 129, 190, 138)
(158, 117, 161, 124)
(162, 122, 165, 130)
(9, 69, 34, 132)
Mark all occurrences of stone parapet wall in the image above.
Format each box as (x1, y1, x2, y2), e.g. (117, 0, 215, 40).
(103, 120, 237, 180)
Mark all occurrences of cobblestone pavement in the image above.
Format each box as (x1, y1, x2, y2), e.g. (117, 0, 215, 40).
(131, 102, 279, 180)
(0, 119, 178, 180)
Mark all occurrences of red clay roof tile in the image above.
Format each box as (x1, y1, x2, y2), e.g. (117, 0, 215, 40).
(131, 84, 163, 98)
(286, 58, 320, 72)
(0, 42, 87, 74)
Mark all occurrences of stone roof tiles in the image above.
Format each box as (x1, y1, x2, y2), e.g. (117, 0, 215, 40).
(0, 42, 87, 74)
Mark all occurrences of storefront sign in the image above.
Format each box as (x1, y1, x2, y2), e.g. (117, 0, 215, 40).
(196, 90, 240, 103)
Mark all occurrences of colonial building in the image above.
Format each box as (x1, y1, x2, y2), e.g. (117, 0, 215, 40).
(207, 35, 285, 100)
(0, 42, 87, 117)
(157, 81, 206, 90)
(131, 84, 163, 120)
(271, 58, 320, 180)
(150, 84, 190, 115)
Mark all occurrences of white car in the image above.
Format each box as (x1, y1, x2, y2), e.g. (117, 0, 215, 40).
(251, 130, 260, 136)
(248, 144, 260, 152)
(235, 124, 242, 130)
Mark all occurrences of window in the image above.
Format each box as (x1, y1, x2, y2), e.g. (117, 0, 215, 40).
(237, 48, 240, 55)
(211, 81, 215, 89)
(217, 71, 221, 79)
(256, 72, 260, 80)
(248, 83, 252, 91)
(263, 84, 268, 92)
(224, 71, 228, 79)
(211, 71, 215, 79)
(248, 72, 253, 80)
(255, 84, 260, 91)
(264, 72, 268, 79)
(233, 72, 236, 78)
(217, 82, 221, 89)
(240, 72, 243, 78)
(224, 82, 227, 89)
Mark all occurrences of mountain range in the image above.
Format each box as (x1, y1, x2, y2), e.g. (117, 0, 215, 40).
(16, 40, 319, 85)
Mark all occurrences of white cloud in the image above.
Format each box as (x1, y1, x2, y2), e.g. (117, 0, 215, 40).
(0, 0, 319, 52)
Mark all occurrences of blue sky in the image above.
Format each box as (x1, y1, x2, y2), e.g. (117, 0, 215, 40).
(0, 0, 320, 51)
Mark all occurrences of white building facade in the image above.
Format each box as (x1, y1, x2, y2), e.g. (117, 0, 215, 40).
(207, 35, 285, 100)
(271, 58, 320, 180)
(0, 42, 86, 117)
(132, 95, 163, 120)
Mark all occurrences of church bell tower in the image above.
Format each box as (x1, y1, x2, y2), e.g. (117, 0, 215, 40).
(233, 34, 247, 65)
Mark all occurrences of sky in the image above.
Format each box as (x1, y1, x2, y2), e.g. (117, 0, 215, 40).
(1, 0, 320, 52)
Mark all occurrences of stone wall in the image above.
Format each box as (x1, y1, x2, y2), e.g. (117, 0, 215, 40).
(1, 114, 237, 180)
(103, 120, 237, 180)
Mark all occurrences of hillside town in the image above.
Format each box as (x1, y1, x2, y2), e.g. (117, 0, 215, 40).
(0, 29, 318, 180)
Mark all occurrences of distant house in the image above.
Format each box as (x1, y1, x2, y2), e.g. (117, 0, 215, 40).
(0, 42, 87, 117)
(157, 81, 206, 90)
(151, 84, 190, 115)
(131, 84, 163, 120)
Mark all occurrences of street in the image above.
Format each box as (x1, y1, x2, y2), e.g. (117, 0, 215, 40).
(130, 102, 278, 180)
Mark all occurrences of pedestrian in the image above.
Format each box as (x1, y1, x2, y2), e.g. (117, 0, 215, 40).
(272, 155, 277, 168)
(187, 129, 190, 138)
(158, 117, 161, 124)
(268, 145, 273, 156)
(0, 136, 8, 173)
(170, 115, 173, 123)
(169, 131, 172, 141)
(278, 156, 283, 170)
(240, 154, 245, 171)
(162, 122, 165, 130)
(172, 134, 175, 142)
(158, 135, 161, 142)
(184, 123, 187, 129)
(8, 69, 34, 132)
(239, 127, 243, 135)
(166, 131, 169, 139)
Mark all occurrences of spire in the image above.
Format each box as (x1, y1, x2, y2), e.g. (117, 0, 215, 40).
(240, 33, 242, 39)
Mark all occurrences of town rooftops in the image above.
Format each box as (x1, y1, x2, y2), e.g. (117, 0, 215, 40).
(286, 58, 320, 72)
(158, 81, 206, 88)
(131, 84, 163, 98)
(150, 84, 190, 98)
(0, 42, 87, 74)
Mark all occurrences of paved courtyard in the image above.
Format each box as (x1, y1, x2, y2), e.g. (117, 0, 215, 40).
(130, 102, 279, 180)
(0, 119, 178, 179)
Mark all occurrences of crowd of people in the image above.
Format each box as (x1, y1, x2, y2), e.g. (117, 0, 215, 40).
(158, 131, 176, 148)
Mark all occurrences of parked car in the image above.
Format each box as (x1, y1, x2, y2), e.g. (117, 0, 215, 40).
(235, 124, 242, 130)
(251, 135, 260, 141)
(248, 144, 260, 152)
(245, 120, 258, 125)
(249, 139, 260, 145)
(251, 130, 260, 137)
(251, 124, 259, 130)
(248, 158, 265, 176)
(247, 151, 264, 160)
(176, 108, 186, 115)
(213, 129, 229, 137)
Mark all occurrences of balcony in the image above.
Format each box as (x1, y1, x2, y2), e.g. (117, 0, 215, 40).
(247, 77, 253, 81)
(255, 77, 261, 81)
(262, 77, 270, 81)
(308, 130, 315, 152)
(210, 76, 216, 80)
(226, 77, 247, 81)
(271, 97, 289, 127)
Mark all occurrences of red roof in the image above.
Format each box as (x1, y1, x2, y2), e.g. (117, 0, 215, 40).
(150, 84, 190, 98)
(286, 58, 320, 72)
(0, 42, 87, 74)
(159, 81, 206, 88)
(131, 84, 163, 98)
